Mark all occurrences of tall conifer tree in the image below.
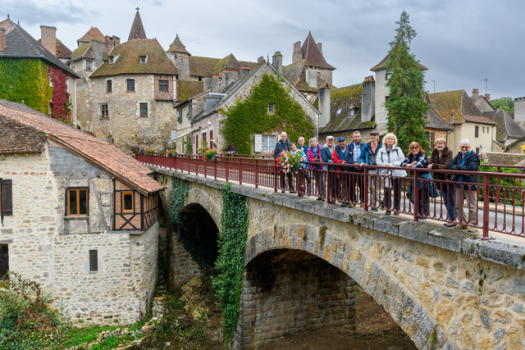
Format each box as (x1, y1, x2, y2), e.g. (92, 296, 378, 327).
(385, 11, 429, 152)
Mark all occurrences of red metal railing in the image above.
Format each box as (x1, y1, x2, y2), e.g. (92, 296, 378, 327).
(137, 154, 525, 239)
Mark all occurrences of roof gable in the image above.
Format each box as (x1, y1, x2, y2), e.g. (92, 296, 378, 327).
(0, 116, 46, 154)
(370, 43, 428, 72)
(300, 32, 335, 70)
(128, 10, 147, 41)
(90, 39, 178, 77)
(0, 99, 163, 194)
(77, 27, 105, 44)
(0, 18, 78, 78)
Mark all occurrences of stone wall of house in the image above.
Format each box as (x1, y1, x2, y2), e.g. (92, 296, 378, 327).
(236, 251, 355, 348)
(505, 142, 525, 155)
(374, 69, 389, 133)
(84, 75, 176, 152)
(485, 152, 525, 165)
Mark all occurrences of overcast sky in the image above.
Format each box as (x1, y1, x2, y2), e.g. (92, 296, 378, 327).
(5, 0, 525, 99)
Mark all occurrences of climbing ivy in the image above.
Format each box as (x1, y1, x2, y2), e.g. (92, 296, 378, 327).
(212, 184, 249, 346)
(222, 73, 315, 155)
(169, 177, 189, 229)
(0, 59, 53, 114)
(49, 65, 70, 120)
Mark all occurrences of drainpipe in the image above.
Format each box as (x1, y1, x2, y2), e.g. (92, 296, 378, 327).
(146, 290, 151, 315)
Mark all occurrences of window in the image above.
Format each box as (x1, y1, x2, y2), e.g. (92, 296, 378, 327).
(350, 109, 356, 117)
(336, 108, 342, 116)
(268, 104, 275, 114)
(89, 250, 98, 272)
(385, 96, 389, 103)
(159, 80, 169, 92)
(482, 126, 485, 133)
(385, 73, 392, 80)
(262, 135, 276, 153)
(106, 80, 112, 93)
(0, 179, 13, 217)
(86, 60, 92, 70)
(195, 134, 199, 150)
(198, 77, 202, 82)
(140, 103, 148, 118)
(450, 114, 454, 124)
(122, 191, 134, 213)
(67, 188, 88, 216)
(101, 103, 109, 118)
(140, 56, 147, 64)
(210, 130, 214, 149)
(178, 108, 183, 123)
(109, 56, 114, 64)
(0, 245, 8, 280)
(127, 79, 135, 92)
(475, 125, 479, 138)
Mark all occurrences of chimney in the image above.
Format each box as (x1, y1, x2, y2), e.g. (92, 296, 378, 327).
(240, 65, 250, 78)
(203, 76, 211, 91)
(293, 41, 302, 63)
(0, 28, 5, 51)
(305, 69, 319, 88)
(317, 43, 322, 53)
(472, 88, 479, 96)
(90, 40, 105, 69)
(484, 93, 491, 102)
(272, 51, 283, 74)
(361, 77, 375, 123)
(257, 56, 265, 65)
(210, 72, 219, 93)
(40, 25, 57, 56)
(318, 85, 331, 128)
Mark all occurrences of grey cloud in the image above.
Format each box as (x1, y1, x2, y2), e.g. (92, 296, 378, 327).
(4, 0, 95, 26)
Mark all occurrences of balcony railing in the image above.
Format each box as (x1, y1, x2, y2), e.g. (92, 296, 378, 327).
(136, 154, 525, 240)
(154, 91, 173, 101)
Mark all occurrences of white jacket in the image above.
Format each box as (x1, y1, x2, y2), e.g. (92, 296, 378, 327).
(377, 145, 407, 184)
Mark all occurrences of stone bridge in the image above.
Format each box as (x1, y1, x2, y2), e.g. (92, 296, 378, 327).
(155, 168, 525, 350)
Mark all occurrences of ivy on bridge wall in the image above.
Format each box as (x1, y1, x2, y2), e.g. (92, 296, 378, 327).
(222, 73, 315, 155)
(213, 184, 249, 346)
(0, 58, 53, 115)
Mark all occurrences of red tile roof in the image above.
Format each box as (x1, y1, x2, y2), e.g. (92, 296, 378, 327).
(301, 32, 335, 70)
(0, 116, 46, 154)
(77, 27, 105, 44)
(464, 115, 497, 125)
(0, 99, 163, 194)
(128, 10, 147, 41)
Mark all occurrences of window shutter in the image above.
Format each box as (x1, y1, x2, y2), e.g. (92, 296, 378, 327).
(254, 134, 263, 153)
(1, 180, 12, 216)
(475, 126, 479, 138)
(89, 250, 98, 272)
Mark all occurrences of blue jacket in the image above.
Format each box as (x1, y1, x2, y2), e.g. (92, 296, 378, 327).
(298, 145, 309, 156)
(274, 139, 291, 159)
(321, 144, 335, 170)
(359, 142, 383, 165)
(346, 142, 366, 172)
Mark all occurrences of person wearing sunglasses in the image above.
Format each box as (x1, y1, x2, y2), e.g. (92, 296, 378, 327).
(401, 141, 430, 219)
(448, 139, 479, 233)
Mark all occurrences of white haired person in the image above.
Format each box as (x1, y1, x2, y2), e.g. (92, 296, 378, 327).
(377, 133, 407, 215)
(274, 132, 293, 193)
(447, 139, 480, 233)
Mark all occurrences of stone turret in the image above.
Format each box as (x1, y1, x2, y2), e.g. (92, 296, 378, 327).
(128, 8, 147, 41)
(168, 34, 191, 80)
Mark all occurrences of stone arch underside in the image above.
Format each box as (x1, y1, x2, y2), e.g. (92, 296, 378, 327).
(186, 188, 222, 231)
(238, 222, 448, 350)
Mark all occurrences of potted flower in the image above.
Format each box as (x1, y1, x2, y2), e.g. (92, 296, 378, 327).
(131, 145, 139, 155)
(224, 143, 238, 156)
(277, 150, 303, 174)
(204, 149, 218, 161)
(165, 149, 178, 157)
(144, 149, 157, 155)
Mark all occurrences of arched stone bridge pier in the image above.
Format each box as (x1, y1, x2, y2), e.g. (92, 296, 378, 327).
(156, 169, 525, 350)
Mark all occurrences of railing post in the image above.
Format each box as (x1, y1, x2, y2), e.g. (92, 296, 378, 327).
(496, 166, 501, 203)
(204, 158, 207, 178)
(239, 161, 243, 185)
(196, 156, 199, 177)
(255, 159, 259, 189)
(274, 163, 278, 193)
(297, 168, 302, 197)
(326, 168, 331, 204)
(214, 157, 217, 180)
(482, 173, 491, 239)
(226, 157, 229, 182)
(363, 166, 369, 212)
(413, 169, 419, 222)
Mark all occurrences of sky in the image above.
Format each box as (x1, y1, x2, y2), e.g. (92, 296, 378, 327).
(4, 0, 525, 99)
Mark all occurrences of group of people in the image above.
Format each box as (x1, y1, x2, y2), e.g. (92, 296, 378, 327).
(274, 131, 480, 232)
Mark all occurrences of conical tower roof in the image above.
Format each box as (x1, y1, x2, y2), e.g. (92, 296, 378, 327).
(300, 31, 335, 70)
(168, 34, 191, 56)
(128, 8, 147, 41)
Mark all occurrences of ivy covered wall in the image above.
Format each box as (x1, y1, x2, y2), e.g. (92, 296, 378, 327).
(222, 74, 315, 155)
(0, 58, 53, 114)
(49, 65, 70, 121)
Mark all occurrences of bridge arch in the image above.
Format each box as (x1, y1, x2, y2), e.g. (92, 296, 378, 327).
(186, 188, 222, 231)
(236, 222, 442, 350)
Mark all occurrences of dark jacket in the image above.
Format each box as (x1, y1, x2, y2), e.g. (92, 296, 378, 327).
(401, 152, 430, 174)
(448, 151, 480, 186)
(274, 139, 291, 159)
(429, 147, 453, 181)
(346, 142, 365, 172)
(321, 144, 335, 170)
(359, 141, 383, 166)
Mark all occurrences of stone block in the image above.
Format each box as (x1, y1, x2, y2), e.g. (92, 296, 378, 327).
(373, 216, 404, 236)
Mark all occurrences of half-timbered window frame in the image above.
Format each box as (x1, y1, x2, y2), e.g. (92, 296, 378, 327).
(122, 191, 134, 213)
(66, 187, 89, 217)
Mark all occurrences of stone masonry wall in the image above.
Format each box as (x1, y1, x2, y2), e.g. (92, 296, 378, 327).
(236, 250, 355, 348)
(155, 170, 525, 350)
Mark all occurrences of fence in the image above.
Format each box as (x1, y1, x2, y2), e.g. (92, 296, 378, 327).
(137, 154, 525, 239)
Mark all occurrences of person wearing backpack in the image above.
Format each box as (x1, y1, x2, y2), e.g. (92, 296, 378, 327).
(359, 130, 382, 211)
(377, 133, 407, 215)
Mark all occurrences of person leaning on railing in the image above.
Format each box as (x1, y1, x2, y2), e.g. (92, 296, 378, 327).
(448, 139, 479, 233)
(377, 133, 407, 215)
(290, 142, 305, 195)
(298, 137, 311, 194)
(307, 137, 324, 201)
(428, 138, 456, 227)
(359, 130, 382, 211)
(274, 131, 293, 193)
(402, 142, 430, 220)
(321, 136, 337, 204)
(332, 136, 351, 208)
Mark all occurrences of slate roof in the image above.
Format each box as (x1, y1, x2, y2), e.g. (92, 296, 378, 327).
(0, 99, 163, 194)
(370, 44, 428, 72)
(128, 10, 147, 41)
(426, 108, 454, 131)
(178, 81, 204, 101)
(282, 59, 333, 93)
(301, 32, 335, 70)
(0, 116, 46, 154)
(0, 18, 79, 78)
(484, 109, 525, 141)
(77, 27, 105, 45)
(427, 90, 485, 124)
(90, 39, 178, 78)
(168, 34, 190, 55)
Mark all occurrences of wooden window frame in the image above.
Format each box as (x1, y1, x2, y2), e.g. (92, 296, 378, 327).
(122, 191, 135, 213)
(127, 79, 135, 92)
(101, 103, 109, 118)
(159, 80, 169, 92)
(0, 179, 13, 218)
(66, 187, 89, 217)
(106, 80, 112, 93)
(475, 125, 479, 138)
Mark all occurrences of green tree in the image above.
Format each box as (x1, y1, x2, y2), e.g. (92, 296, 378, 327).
(490, 97, 514, 114)
(385, 11, 430, 152)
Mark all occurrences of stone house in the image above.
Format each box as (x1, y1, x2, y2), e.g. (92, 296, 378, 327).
(0, 99, 163, 326)
(188, 62, 322, 154)
(0, 18, 79, 122)
(427, 90, 497, 154)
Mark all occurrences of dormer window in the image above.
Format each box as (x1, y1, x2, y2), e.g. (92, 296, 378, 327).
(336, 108, 342, 116)
(109, 56, 114, 64)
(350, 109, 356, 117)
(140, 56, 147, 64)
